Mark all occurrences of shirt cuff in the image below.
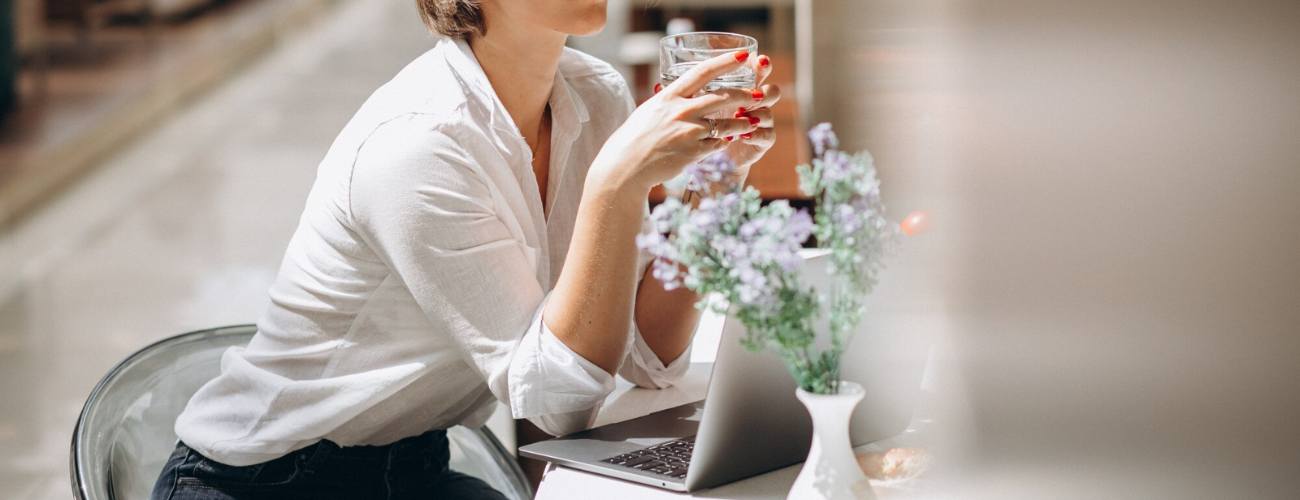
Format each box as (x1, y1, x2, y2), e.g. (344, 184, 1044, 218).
(618, 321, 693, 389)
(507, 295, 617, 419)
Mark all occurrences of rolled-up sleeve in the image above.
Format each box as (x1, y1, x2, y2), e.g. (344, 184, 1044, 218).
(619, 322, 693, 389)
(349, 115, 613, 435)
(510, 294, 617, 418)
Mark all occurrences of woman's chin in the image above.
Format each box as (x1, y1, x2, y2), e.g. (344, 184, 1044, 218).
(566, 14, 607, 37)
(571, 25, 606, 37)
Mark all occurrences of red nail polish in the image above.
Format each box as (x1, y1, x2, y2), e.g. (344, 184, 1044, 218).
(734, 111, 745, 119)
(738, 107, 748, 113)
(725, 136, 735, 141)
(751, 90, 764, 101)
(734, 111, 759, 125)
(741, 133, 753, 140)
(759, 56, 770, 68)
(734, 51, 749, 62)
(654, 83, 662, 94)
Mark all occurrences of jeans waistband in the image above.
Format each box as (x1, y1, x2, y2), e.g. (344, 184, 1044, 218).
(301, 429, 448, 467)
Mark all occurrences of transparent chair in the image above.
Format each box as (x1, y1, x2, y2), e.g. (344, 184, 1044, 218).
(71, 325, 533, 500)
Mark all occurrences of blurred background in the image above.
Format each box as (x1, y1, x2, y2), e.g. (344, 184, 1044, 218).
(0, 0, 1297, 498)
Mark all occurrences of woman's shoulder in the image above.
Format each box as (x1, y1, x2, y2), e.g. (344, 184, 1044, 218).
(366, 46, 473, 118)
(347, 43, 499, 171)
(351, 112, 490, 186)
(345, 112, 495, 224)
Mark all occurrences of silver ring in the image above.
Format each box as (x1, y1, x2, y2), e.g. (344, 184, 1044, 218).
(704, 118, 719, 140)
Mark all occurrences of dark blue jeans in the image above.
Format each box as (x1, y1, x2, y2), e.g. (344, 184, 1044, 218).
(149, 430, 508, 500)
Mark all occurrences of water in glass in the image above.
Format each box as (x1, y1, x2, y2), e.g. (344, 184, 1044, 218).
(660, 62, 757, 93)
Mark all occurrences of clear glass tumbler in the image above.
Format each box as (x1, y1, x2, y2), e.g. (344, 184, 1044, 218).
(660, 32, 759, 93)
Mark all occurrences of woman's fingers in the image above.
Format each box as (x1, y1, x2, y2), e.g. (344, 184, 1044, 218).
(702, 117, 758, 141)
(693, 84, 779, 118)
(753, 54, 773, 86)
(667, 51, 751, 97)
(747, 84, 781, 110)
(689, 88, 760, 115)
(701, 136, 732, 154)
(738, 126, 775, 146)
(734, 107, 773, 128)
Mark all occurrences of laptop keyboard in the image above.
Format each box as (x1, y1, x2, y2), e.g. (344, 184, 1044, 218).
(599, 437, 695, 479)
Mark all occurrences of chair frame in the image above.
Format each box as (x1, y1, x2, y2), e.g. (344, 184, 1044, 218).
(70, 324, 532, 500)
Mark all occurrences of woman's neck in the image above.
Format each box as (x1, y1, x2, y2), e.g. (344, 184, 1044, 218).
(468, 18, 566, 152)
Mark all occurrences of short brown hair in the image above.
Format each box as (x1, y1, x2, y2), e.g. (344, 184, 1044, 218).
(415, 0, 484, 39)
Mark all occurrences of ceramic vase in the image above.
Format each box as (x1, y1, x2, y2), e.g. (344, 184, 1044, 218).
(787, 381, 876, 500)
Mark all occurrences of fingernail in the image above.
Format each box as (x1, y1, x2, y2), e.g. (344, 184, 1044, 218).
(734, 111, 760, 126)
(741, 133, 753, 140)
(751, 90, 764, 101)
(654, 83, 662, 94)
(759, 56, 770, 68)
(725, 136, 735, 141)
(738, 107, 748, 113)
(734, 51, 749, 62)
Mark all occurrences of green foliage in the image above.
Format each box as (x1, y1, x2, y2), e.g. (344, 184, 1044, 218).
(645, 124, 894, 395)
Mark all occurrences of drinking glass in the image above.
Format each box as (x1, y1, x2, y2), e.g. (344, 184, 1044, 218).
(658, 32, 757, 196)
(660, 32, 759, 93)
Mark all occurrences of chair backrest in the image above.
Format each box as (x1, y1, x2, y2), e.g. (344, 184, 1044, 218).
(71, 325, 532, 500)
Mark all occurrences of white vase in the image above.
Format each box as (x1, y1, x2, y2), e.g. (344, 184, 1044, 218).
(787, 381, 876, 500)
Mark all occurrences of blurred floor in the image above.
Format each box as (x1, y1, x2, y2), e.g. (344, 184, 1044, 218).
(0, 0, 434, 497)
(0, 0, 341, 227)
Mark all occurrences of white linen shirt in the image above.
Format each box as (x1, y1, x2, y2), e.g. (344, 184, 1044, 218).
(175, 37, 690, 467)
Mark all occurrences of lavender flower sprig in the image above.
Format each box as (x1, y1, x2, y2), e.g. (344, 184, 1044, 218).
(639, 125, 895, 394)
(681, 152, 737, 194)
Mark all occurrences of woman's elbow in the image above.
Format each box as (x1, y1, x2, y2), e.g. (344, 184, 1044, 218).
(622, 367, 683, 390)
(528, 406, 600, 437)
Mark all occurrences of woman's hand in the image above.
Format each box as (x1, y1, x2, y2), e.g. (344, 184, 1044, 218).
(590, 50, 764, 192)
(721, 54, 782, 180)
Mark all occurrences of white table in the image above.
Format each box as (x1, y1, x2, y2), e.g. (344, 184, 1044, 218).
(531, 290, 941, 499)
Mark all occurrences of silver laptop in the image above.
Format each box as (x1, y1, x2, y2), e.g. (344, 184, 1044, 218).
(519, 252, 932, 492)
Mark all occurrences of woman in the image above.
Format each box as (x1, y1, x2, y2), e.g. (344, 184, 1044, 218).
(150, 0, 780, 498)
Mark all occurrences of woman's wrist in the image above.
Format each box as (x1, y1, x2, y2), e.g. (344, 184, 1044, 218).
(583, 168, 652, 214)
(587, 156, 654, 198)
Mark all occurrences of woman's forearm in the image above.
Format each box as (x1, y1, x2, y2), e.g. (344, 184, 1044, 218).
(633, 266, 704, 365)
(543, 177, 650, 374)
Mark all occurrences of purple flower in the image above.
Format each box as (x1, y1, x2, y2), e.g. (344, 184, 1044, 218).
(648, 197, 686, 233)
(821, 150, 854, 183)
(687, 192, 741, 237)
(787, 208, 814, 244)
(682, 153, 737, 192)
(701, 201, 815, 308)
(635, 231, 665, 253)
(808, 122, 839, 157)
(651, 258, 682, 290)
(767, 207, 813, 272)
(731, 263, 770, 306)
(833, 204, 864, 235)
(637, 217, 684, 290)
